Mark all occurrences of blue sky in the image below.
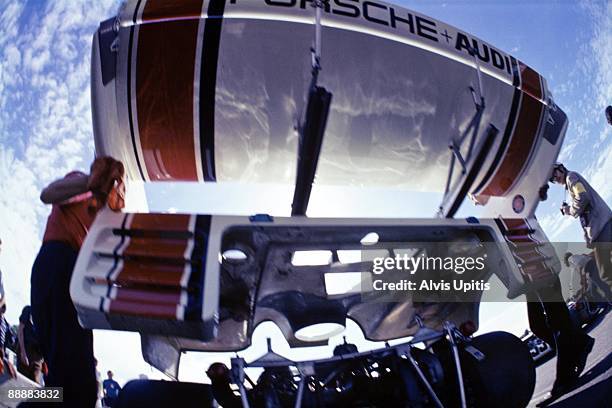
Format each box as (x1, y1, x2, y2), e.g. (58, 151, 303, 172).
(0, 0, 610, 385)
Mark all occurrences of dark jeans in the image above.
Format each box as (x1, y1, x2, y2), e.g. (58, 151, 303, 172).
(526, 279, 575, 347)
(29, 241, 97, 408)
(526, 278, 590, 381)
(103, 396, 118, 407)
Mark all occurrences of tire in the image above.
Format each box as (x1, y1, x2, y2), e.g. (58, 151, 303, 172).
(115, 379, 214, 408)
(460, 331, 536, 408)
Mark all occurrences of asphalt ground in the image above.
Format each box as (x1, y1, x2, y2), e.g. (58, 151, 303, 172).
(529, 309, 612, 407)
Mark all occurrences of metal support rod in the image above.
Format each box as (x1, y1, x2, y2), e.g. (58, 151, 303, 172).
(314, 0, 322, 65)
(444, 153, 456, 196)
(245, 373, 257, 389)
(449, 142, 467, 173)
(238, 382, 250, 408)
(469, 46, 484, 107)
(231, 358, 251, 408)
(439, 95, 484, 213)
(469, 87, 480, 110)
(294, 375, 306, 408)
(404, 349, 445, 408)
(310, 0, 323, 76)
(465, 91, 484, 160)
(465, 43, 486, 160)
(445, 322, 467, 408)
(438, 123, 497, 218)
(291, 0, 332, 216)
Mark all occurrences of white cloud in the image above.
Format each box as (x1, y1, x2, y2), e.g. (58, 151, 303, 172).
(0, 148, 43, 311)
(0, 0, 156, 386)
(4, 44, 21, 69)
(538, 1, 612, 241)
(579, 0, 612, 201)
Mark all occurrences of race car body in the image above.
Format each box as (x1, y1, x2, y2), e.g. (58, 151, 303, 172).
(71, 209, 560, 377)
(82, 0, 572, 390)
(91, 0, 568, 218)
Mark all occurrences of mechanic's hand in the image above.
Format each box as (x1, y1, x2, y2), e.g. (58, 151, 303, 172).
(107, 179, 125, 212)
(87, 157, 125, 208)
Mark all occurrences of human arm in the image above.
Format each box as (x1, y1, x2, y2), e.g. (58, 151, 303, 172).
(17, 323, 28, 366)
(40, 157, 125, 210)
(565, 173, 591, 217)
(40, 173, 89, 204)
(87, 157, 125, 207)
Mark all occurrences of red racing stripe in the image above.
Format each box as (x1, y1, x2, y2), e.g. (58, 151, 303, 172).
(136, 20, 200, 181)
(110, 214, 194, 300)
(114, 287, 184, 305)
(122, 236, 189, 259)
(130, 214, 192, 231)
(498, 218, 554, 284)
(503, 218, 529, 229)
(109, 299, 178, 319)
(114, 259, 187, 288)
(142, 0, 204, 23)
(518, 61, 542, 101)
(480, 93, 543, 197)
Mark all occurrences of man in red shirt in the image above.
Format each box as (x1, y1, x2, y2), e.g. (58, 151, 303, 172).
(29, 157, 124, 408)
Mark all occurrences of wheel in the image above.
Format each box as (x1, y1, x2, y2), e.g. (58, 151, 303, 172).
(460, 331, 536, 408)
